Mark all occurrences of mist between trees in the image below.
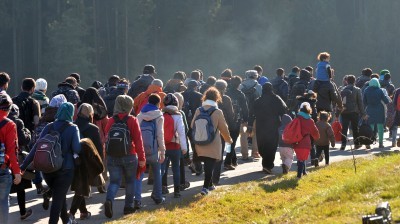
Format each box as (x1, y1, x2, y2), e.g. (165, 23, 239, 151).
(0, 0, 398, 95)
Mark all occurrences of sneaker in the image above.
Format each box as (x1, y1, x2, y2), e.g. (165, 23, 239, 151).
(252, 153, 261, 159)
(208, 185, 216, 191)
(151, 195, 165, 205)
(366, 145, 371, 149)
(340, 145, 346, 151)
(282, 164, 289, 174)
(20, 209, 33, 220)
(162, 186, 169, 194)
(224, 164, 235, 170)
(36, 186, 49, 195)
(80, 211, 91, 220)
(200, 187, 209, 195)
(313, 159, 319, 168)
(379, 144, 384, 148)
(134, 200, 142, 210)
(43, 194, 50, 210)
(232, 162, 238, 167)
(318, 154, 324, 162)
(97, 185, 107, 193)
(123, 206, 136, 215)
(67, 213, 77, 224)
(392, 142, 396, 148)
(174, 192, 181, 198)
(104, 200, 113, 218)
(179, 181, 190, 191)
(188, 163, 197, 173)
(263, 167, 272, 174)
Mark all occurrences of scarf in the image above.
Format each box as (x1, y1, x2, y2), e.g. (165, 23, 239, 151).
(202, 100, 218, 108)
(297, 111, 311, 120)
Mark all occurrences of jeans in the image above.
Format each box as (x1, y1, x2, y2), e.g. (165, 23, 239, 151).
(106, 155, 138, 208)
(136, 160, 162, 201)
(43, 169, 74, 224)
(341, 112, 359, 146)
(0, 169, 11, 224)
(161, 150, 180, 192)
(316, 145, 330, 165)
(224, 129, 239, 166)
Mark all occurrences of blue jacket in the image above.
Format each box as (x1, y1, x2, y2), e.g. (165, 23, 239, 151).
(363, 79, 390, 124)
(316, 61, 330, 81)
(21, 120, 81, 171)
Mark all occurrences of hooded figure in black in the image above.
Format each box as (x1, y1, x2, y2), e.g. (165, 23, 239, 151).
(254, 83, 287, 173)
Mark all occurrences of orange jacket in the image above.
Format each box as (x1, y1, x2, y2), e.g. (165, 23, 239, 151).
(133, 85, 166, 115)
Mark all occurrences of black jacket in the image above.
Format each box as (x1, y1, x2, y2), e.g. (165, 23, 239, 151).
(227, 87, 249, 130)
(74, 116, 103, 159)
(181, 89, 203, 127)
(128, 74, 154, 99)
(316, 81, 343, 112)
(104, 88, 126, 117)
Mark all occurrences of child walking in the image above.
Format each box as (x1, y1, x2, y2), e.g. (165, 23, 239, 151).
(278, 114, 294, 174)
(314, 112, 335, 167)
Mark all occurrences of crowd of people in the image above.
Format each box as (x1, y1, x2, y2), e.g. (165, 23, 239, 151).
(0, 52, 397, 224)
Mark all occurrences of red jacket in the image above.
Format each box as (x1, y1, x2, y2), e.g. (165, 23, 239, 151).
(293, 115, 320, 150)
(0, 111, 20, 174)
(105, 113, 146, 162)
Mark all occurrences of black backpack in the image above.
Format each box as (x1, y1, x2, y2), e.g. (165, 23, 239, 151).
(355, 120, 375, 145)
(106, 115, 132, 157)
(12, 95, 35, 132)
(242, 83, 258, 111)
(230, 97, 242, 130)
(288, 82, 307, 111)
(340, 86, 355, 112)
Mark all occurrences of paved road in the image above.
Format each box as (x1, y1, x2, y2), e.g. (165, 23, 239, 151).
(9, 134, 397, 224)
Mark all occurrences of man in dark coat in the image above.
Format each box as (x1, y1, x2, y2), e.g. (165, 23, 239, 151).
(128, 64, 156, 99)
(254, 83, 287, 174)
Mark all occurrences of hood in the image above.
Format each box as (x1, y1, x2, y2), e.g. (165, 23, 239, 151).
(139, 110, 163, 121)
(114, 95, 133, 115)
(145, 84, 163, 95)
(241, 79, 258, 88)
(369, 78, 380, 88)
(162, 105, 180, 115)
(40, 106, 58, 123)
(57, 82, 74, 90)
(32, 91, 47, 101)
(288, 72, 298, 79)
(280, 114, 292, 128)
(164, 79, 183, 92)
(56, 102, 74, 122)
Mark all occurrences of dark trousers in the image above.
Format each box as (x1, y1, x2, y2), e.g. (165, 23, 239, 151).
(212, 137, 225, 185)
(341, 112, 359, 146)
(258, 131, 279, 170)
(316, 145, 330, 165)
(310, 139, 316, 160)
(17, 189, 26, 215)
(224, 129, 239, 166)
(44, 169, 74, 224)
(69, 195, 87, 215)
(201, 157, 216, 188)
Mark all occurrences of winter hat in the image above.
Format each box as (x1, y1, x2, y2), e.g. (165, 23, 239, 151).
(0, 93, 12, 111)
(300, 102, 311, 110)
(35, 78, 48, 91)
(69, 73, 81, 84)
(65, 77, 78, 88)
(245, 70, 258, 79)
(188, 80, 200, 89)
(113, 95, 134, 115)
(56, 102, 74, 122)
(380, 69, 390, 80)
(163, 93, 178, 107)
(262, 82, 273, 95)
(77, 103, 94, 119)
(258, 76, 269, 86)
(49, 94, 67, 108)
(300, 69, 311, 81)
(151, 79, 163, 88)
(215, 79, 228, 91)
(174, 92, 184, 110)
(143, 64, 156, 74)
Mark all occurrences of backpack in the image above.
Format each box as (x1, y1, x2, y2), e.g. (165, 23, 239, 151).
(140, 119, 158, 163)
(33, 123, 69, 173)
(340, 86, 355, 112)
(242, 84, 258, 111)
(230, 97, 242, 130)
(192, 107, 217, 145)
(282, 117, 303, 144)
(106, 116, 132, 157)
(273, 80, 287, 101)
(12, 95, 35, 132)
(182, 95, 193, 125)
(288, 82, 307, 110)
(163, 112, 175, 144)
(354, 120, 375, 145)
(332, 121, 343, 142)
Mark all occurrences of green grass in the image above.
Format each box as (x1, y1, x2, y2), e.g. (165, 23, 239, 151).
(108, 152, 400, 224)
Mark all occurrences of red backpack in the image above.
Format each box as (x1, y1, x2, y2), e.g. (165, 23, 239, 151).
(282, 117, 303, 144)
(332, 121, 342, 142)
(163, 113, 175, 144)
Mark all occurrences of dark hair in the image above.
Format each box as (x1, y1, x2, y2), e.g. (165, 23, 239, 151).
(317, 52, 330, 61)
(371, 73, 380, 79)
(347, 75, 356, 84)
(362, 68, 373, 77)
(0, 72, 10, 87)
(143, 64, 156, 74)
(108, 75, 120, 86)
(69, 73, 81, 83)
(202, 87, 222, 104)
(22, 78, 35, 91)
(148, 93, 161, 105)
(81, 87, 107, 110)
(276, 68, 284, 76)
(319, 111, 329, 122)
(191, 71, 201, 80)
(305, 66, 314, 72)
(231, 76, 242, 89)
(221, 69, 233, 78)
(206, 76, 217, 85)
(254, 65, 263, 74)
(65, 77, 77, 88)
(173, 71, 186, 81)
(384, 73, 391, 80)
(291, 66, 300, 73)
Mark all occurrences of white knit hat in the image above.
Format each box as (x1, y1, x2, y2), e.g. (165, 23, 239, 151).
(35, 78, 47, 91)
(49, 94, 67, 107)
(300, 102, 311, 110)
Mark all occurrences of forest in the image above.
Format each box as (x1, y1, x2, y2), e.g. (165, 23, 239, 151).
(0, 0, 399, 95)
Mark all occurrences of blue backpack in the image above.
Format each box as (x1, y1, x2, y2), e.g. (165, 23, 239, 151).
(140, 119, 158, 163)
(192, 106, 217, 145)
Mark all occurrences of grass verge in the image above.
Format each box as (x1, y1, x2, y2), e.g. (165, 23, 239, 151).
(108, 152, 400, 224)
